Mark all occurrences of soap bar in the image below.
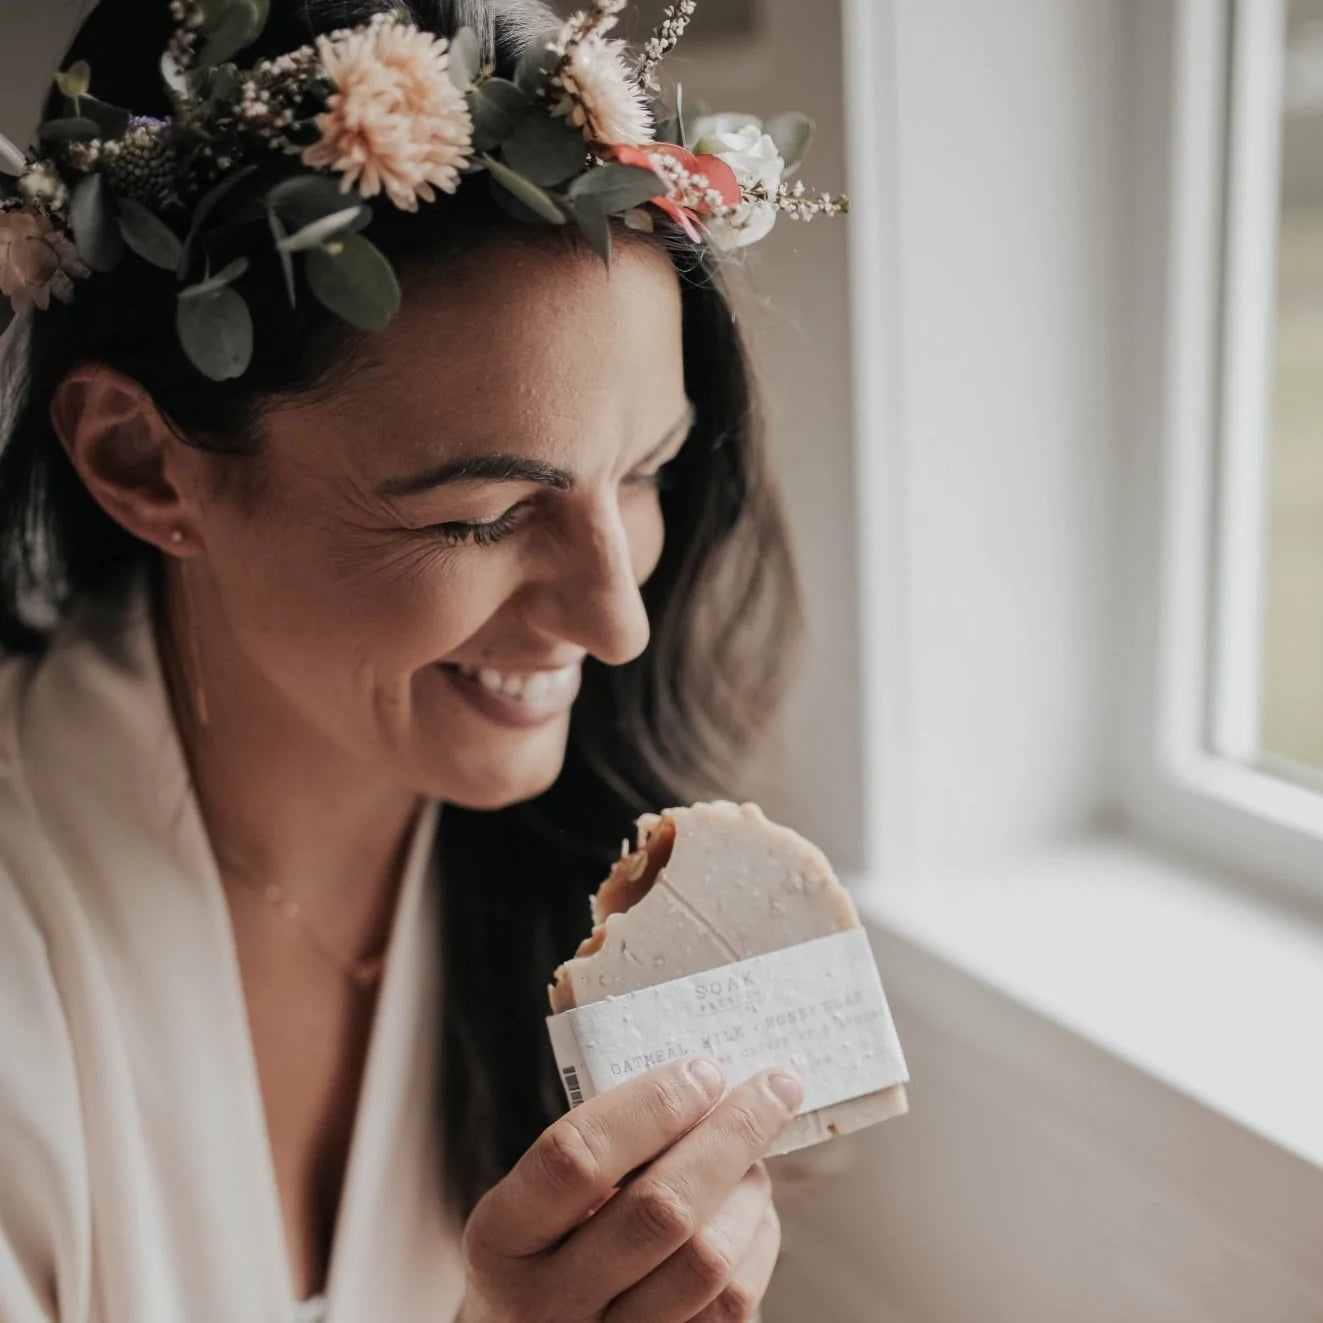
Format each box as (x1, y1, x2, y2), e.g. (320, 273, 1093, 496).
(547, 801, 908, 1155)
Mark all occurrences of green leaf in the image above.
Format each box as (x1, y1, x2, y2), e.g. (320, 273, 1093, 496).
(275, 204, 367, 252)
(182, 163, 260, 272)
(117, 197, 184, 270)
(499, 109, 587, 186)
(481, 154, 565, 224)
(37, 117, 102, 143)
(304, 231, 400, 331)
(266, 209, 296, 308)
(178, 255, 249, 298)
(265, 174, 370, 231)
(176, 284, 253, 379)
(69, 173, 124, 272)
(196, 0, 269, 68)
(0, 132, 25, 176)
(763, 110, 814, 175)
(467, 78, 527, 153)
(570, 198, 611, 265)
(161, 51, 190, 96)
(568, 163, 660, 214)
(54, 61, 91, 99)
(448, 25, 481, 92)
(78, 96, 132, 139)
(513, 31, 561, 96)
(202, 63, 241, 105)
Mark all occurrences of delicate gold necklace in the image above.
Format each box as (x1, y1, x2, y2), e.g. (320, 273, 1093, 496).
(225, 870, 389, 991)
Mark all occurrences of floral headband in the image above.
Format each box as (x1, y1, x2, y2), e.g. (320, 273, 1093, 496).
(0, 0, 846, 381)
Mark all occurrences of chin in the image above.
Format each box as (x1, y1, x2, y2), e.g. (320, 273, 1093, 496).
(423, 735, 569, 810)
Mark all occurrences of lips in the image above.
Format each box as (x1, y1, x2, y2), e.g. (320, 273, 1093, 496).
(435, 660, 583, 728)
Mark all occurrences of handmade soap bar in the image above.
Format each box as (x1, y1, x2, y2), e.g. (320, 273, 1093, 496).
(547, 801, 909, 1155)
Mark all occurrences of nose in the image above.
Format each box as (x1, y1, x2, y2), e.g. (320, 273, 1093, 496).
(529, 500, 652, 666)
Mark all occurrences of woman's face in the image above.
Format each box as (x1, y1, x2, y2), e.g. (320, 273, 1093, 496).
(191, 238, 690, 809)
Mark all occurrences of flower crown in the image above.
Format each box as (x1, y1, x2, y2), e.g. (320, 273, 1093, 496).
(0, 0, 846, 381)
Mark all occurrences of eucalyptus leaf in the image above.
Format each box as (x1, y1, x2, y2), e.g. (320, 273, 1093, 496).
(489, 176, 550, 225)
(161, 51, 190, 96)
(266, 173, 370, 231)
(69, 173, 124, 272)
(763, 110, 814, 175)
(183, 162, 259, 269)
(0, 132, 25, 176)
(304, 231, 400, 331)
(467, 78, 527, 153)
(197, 0, 269, 68)
(570, 198, 611, 265)
(448, 25, 481, 92)
(117, 197, 184, 270)
(500, 110, 587, 186)
(267, 209, 296, 308)
(203, 64, 241, 105)
(78, 96, 132, 140)
(275, 205, 367, 252)
(513, 31, 560, 96)
(176, 284, 253, 380)
(37, 117, 102, 143)
(481, 154, 565, 224)
(54, 61, 91, 99)
(567, 163, 660, 214)
(178, 254, 249, 298)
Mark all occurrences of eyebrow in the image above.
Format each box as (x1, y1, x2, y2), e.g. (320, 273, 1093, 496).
(375, 401, 696, 498)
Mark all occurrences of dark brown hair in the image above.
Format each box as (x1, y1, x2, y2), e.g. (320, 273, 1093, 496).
(0, 0, 803, 1216)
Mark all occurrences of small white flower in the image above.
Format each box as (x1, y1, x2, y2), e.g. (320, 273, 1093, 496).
(689, 122, 784, 249)
(16, 160, 68, 213)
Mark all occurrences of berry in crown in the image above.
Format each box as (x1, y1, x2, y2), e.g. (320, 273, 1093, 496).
(0, 0, 847, 380)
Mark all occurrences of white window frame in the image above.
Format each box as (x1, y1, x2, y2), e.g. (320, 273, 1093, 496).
(1124, 0, 1323, 900)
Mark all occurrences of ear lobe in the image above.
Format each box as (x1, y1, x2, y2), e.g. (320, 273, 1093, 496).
(49, 364, 196, 554)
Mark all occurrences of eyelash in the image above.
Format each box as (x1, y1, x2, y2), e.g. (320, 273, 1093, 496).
(427, 465, 677, 547)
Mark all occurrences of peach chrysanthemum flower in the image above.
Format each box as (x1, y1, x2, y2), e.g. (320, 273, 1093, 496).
(0, 207, 88, 313)
(302, 18, 473, 212)
(551, 32, 653, 147)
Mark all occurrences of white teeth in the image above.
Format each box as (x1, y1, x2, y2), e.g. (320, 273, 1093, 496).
(456, 662, 579, 702)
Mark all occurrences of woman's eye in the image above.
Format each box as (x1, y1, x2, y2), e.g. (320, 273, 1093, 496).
(627, 462, 677, 491)
(426, 502, 528, 547)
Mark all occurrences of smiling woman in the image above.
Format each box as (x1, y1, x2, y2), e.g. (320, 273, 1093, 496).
(0, 2, 811, 1322)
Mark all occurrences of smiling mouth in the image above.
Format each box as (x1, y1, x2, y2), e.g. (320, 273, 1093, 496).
(434, 660, 583, 726)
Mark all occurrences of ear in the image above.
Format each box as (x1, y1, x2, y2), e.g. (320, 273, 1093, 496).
(49, 363, 203, 555)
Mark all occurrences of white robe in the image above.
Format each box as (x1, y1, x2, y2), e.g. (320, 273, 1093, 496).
(0, 574, 467, 1323)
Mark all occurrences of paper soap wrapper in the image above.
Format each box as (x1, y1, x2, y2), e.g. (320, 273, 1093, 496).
(547, 801, 909, 1154)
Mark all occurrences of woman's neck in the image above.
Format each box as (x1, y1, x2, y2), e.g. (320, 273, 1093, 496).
(152, 562, 423, 944)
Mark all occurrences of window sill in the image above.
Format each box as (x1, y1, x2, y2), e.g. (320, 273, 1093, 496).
(848, 830, 1323, 1175)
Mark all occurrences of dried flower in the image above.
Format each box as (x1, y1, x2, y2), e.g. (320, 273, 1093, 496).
(637, 0, 697, 91)
(16, 160, 68, 213)
(301, 16, 473, 211)
(551, 31, 653, 147)
(0, 207, 88, 312)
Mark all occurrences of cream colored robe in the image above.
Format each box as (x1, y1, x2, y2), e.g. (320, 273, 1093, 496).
(0, 577, 467, 1323)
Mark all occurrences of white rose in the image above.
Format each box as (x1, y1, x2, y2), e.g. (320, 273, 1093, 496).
(689, 121, 784, 250)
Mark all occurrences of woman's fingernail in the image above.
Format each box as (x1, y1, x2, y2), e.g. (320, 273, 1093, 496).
(765, 1069, 804, 1114)
(687, 1056, 725, 1098)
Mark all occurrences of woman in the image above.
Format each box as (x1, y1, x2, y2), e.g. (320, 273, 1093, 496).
(0, 1, 835, 1319)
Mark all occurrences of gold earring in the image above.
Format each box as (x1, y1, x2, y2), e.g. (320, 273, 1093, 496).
(175, 550, 211, 729)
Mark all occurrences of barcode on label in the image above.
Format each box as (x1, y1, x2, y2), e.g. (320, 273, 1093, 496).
(561, 1064, 585, 1107)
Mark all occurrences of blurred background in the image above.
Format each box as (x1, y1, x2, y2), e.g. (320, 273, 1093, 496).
(7, 0, 1323, 1319)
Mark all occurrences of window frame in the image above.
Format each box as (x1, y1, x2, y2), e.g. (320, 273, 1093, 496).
(1123, 0, 1323, 900)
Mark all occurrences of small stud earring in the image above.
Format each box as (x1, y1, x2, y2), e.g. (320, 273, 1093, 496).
(170, 528, 184, 545)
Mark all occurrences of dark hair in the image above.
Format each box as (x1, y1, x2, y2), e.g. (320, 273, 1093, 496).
(0, 0, 803, 1216)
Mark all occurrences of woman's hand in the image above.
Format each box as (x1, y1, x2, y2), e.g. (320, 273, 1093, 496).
(456, 1057, 802, 1323)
